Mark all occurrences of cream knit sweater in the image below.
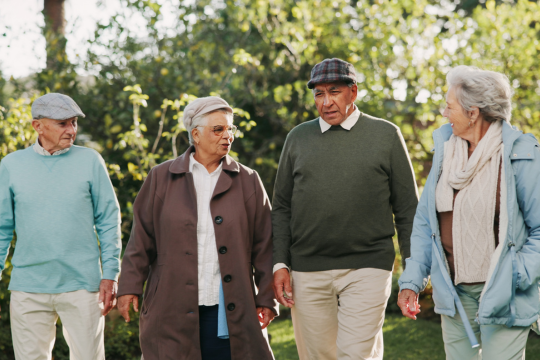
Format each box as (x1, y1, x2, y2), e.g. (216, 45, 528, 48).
(436, 121, 503, 284)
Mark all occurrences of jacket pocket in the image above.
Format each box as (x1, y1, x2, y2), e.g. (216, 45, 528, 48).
(142, 277, 160, 315)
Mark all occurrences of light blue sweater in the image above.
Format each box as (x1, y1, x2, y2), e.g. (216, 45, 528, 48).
(0, 146, 122, 293)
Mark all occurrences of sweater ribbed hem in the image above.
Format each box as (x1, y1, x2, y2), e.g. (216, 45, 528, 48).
(291, 248, 395, 272)
(8, 283, 100, 294)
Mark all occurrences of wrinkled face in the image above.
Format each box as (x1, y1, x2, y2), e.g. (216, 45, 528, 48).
(313, 82, 357, 125)
(442, 87, 472, 138)
(193, 111, 234, 158)
(33, 117, 78, 151)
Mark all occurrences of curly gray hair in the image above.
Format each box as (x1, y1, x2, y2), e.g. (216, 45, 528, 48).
(186, 109, 233, 145)
(446, 65, 513, 123)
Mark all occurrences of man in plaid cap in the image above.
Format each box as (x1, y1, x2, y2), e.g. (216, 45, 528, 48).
(0, 93, 121, 359)
(272, 58, 418, 359)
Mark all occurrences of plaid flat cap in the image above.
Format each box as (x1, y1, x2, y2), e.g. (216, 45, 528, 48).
(307, 58, 357, 89)
(32, 93, 85, 120)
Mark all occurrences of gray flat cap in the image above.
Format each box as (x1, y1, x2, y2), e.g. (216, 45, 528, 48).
(32, 93, 85, 120)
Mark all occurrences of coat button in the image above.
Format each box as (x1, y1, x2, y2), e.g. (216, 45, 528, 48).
(227, 303, 236, 311)
(215, 216, 223, 224)
(219, 246, 227, 254)
(224, 275, 232, 283)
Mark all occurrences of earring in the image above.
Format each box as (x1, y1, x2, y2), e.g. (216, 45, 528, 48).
(468, 120, 475, 128)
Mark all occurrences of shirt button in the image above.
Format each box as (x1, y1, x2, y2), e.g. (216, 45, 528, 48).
(227, 303, 236, 311)
(215, 216, 223, 224)
(219, 246, 227, 254)
(224, 275, 232, 283)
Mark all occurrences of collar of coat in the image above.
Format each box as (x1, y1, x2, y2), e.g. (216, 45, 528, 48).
(168, 145, 241, 174)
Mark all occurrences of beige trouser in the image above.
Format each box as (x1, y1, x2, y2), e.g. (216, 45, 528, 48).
(10, 290, 105, 360)
(291, 268, 392, 360)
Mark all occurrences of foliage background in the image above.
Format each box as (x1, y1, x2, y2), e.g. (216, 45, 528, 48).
(1, 0, 540, 358)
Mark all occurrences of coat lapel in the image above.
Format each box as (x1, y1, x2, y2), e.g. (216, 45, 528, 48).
(212, 155, 240, 198)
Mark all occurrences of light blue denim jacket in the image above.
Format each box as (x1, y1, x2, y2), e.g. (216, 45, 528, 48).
(399, 122, 540, 332)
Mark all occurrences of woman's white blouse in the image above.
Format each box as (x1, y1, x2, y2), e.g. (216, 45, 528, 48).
(189, 153, 223, 306)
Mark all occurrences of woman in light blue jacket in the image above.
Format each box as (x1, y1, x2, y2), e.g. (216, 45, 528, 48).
(398, 65, 540, 360)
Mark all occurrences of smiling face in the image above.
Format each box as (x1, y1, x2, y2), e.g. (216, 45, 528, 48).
(442, 87, 474, 138)
(313, 82, 358, 125)
(32, 117, 78, 153)
(192, 111, 234, 160)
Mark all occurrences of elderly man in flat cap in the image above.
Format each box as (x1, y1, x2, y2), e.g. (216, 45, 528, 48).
(117, 96, 277, 360)
(0, 93, 121, 359)
(272, 58, 419, 359)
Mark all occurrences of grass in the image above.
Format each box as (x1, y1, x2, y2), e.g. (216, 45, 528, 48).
(268, 314, 540, 360)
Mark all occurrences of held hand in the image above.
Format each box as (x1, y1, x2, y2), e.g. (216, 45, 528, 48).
(99, 279, 118, 316)
(397, 289, 421, 320)
(117, 294, 139, 322)
(256, 307, 276, 330)
(273, 268, 295, 308)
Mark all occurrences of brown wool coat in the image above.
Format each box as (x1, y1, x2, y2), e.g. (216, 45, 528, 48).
(118, 147, 277, 360)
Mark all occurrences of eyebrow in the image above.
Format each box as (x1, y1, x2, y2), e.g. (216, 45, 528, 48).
(314, 86, 341, 94)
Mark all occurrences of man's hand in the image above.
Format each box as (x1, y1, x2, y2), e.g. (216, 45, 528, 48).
(99, 279, 118, 316)
(256, 307, 275, 329)
(117, 294, 139, 322)
(273, 268, 294, 308)
(397, 289, 421, 320)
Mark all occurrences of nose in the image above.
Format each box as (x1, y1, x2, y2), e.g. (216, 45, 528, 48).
(323, 93, 331, 107)
(222, 128, 233, 142)
(66, 123, 77, 136)
(442, 106, 449, 119)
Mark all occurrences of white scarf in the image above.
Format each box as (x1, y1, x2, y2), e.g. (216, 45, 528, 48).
(436, 120, 503, 284)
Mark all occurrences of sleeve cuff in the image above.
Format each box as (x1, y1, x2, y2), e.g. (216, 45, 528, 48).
(273, 263, 290, 274)
(399, 282, 420, 293)
(102, 269, 120, 282)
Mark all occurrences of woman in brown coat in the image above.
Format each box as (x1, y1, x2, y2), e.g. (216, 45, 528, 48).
(117, 96, 278, 360)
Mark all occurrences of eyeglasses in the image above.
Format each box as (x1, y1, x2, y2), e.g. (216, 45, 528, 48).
(197, 125, 238, 136)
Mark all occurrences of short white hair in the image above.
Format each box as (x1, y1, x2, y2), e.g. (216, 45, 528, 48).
(446, 65, 513, 123)
(186, 109, 233, 145)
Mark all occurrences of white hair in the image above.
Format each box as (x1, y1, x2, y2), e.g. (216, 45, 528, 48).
(446, 65, 513, 123)
(186, 109, 233, 145)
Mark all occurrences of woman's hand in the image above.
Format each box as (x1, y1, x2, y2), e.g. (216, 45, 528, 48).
(256, 307, 275, 329)
(397, 289, 421, 320)
(117, 294, 139, 322)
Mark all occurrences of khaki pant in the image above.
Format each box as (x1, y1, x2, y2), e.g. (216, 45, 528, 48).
(10, 290, 105, 360)
(441, 284, 529, 360)
(291, 268, 392, 360)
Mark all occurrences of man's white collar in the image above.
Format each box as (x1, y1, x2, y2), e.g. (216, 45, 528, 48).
(33, 138, 71, 156)
(319, 105, 361, 133)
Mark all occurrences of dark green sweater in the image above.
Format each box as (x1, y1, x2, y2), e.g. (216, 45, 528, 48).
(271, 113, 418, 272)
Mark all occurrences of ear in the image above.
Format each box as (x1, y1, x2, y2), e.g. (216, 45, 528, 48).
(350, 83, 358, 103)
(192, 127, 201, 145)
(32, 120, 43, 134)
(469, 107, 480, 121)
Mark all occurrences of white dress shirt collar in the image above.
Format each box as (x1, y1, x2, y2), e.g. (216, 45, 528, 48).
(189, 153, 223, 175)
(33, 138, 71, 156)
(318, 105, 361, 133)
